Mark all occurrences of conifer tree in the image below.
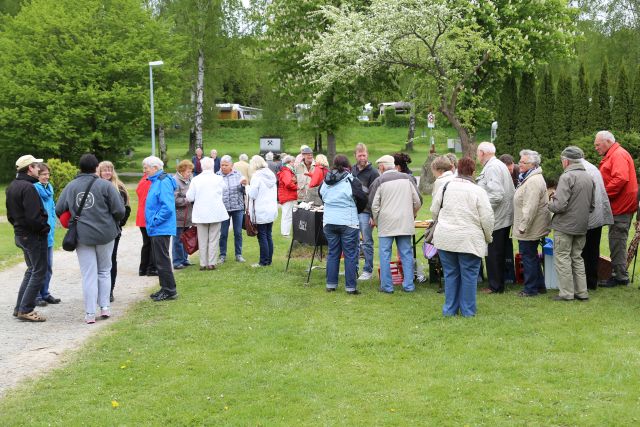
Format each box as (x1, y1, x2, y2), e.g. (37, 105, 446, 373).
(533, 71, 554, 159)
(588, 79, 601, 132)
(495, 75, 518, 155)
(514, 73, 536, 154)
(597, 60, 611, 130)
(630, 65, 640, 131)
(554, 75, 573, 145)
(611, 65, 630, 132)
(572, 64, 589, 138)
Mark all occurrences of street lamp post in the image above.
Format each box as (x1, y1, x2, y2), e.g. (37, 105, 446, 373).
(148, 60, 164, 156)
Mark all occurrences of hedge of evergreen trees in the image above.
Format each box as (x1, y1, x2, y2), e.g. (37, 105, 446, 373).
(495, 63, 640, 182)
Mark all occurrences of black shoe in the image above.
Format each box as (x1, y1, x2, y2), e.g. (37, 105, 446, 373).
(146, 270, 159, 277)
(378, 288, 394, 294)
(537, 288, 547, 294)
(551, 295, 573, 301)
(437, 286, 444, 294)
(602, 277, 629, 287)
(139, 271, 147, 277)
(149, 289, 162, 299)
(326, 288, 336, 292)
(35, 298, 47, 307)
(575, 295, 589, 301)
(110, 292, 115, 303)
(152, 291, 177, 302)
(346, 289, 361, 295)
(44, 295, 61, 304)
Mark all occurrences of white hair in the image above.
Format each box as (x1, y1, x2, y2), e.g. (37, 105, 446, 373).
(143, 156, 163, 169)
(477, 141, 496, 154)
(519, 150, 541, 167)
(200, 157, 214, 170)
(282, 155, 294, 165)
(220, 155, 233, 164)
(239, 153, 248, 162)
(250, 155, 267, 170)
(265, 151, 274, 161)
(596, 130, 615, 144)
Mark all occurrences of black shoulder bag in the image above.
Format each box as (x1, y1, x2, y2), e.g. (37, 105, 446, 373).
(63, 177, 97, 252)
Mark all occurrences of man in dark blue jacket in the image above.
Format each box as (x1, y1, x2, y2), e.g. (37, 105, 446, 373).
(144, 156, 179, 301)
(6, 155, 50, 322)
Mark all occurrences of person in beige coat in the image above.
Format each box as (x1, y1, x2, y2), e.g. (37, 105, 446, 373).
(371, 155, 422, 293)
(432, 157, 494, 317)
(513, 150, 551, 297)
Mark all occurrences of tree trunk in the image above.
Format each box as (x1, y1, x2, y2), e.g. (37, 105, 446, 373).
(318, 132, 323, 153)
(194, 49, 205, 150)
(327, 131, 336, 163)
(440, 106, 475, 157)
(189, 127, 196, 155)
(158, 125, 168, 165)
(405, 112, 416, 151)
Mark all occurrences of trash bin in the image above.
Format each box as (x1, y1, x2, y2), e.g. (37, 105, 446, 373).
(543, 237, 558, 289)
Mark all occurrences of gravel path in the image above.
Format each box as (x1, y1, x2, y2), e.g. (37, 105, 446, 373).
(0, 226, 157, 397)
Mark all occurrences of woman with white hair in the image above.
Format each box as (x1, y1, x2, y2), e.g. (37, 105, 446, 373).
(234, 153, 251, 183)
(248, 155, 278, 267)
(186, 156, 229, 270)
(277, 155, 298, 237)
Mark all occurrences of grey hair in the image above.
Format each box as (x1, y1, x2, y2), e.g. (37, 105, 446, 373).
(220, 155, 233, 164)
(519, 150, 541, 167)
(282, 155, 295, 165)
(596, 130, 615, 143)
(239, 153, 248, 162)
(560, 156, 582, 164)
(200, 157, 214, 170)
(250, 155, 267, 170)
(477, 141, 496, 154)
(265, 151, 274, 161)
(143, 156, 163, 169)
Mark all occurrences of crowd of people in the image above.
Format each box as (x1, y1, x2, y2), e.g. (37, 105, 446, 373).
(6, 129, 638, 323)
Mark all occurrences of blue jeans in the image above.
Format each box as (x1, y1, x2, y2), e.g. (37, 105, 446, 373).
(172, 227, 189, 267)
(257, 223, 273, 266)
(324, 224, 360, 291)
(358, 212, 374, 274)
(14, 233, 48, 313)
(39, 246, 54, 299)
(439, 250, 481, 317)
(518, 240, 545, 295)
(220, 210, 244, 258)
(379, 235, 414, 292)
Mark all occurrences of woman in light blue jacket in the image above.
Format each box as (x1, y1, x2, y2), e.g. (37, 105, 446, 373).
(319, 155, 367, 295)
(33, 163, 61, 306)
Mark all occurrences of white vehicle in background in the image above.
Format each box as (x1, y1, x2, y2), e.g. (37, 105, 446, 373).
(215, 103, 262, 120)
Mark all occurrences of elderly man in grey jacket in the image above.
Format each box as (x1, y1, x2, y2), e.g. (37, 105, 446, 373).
(580, 158, 614, 290)
(476, 141, 515, 294)
(548, 147, 595, 301)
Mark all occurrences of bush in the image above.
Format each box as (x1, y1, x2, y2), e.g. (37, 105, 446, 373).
(383, 110, 427, 128)
(359, 121, 383, 127)
(217, 120, 256, 128)
(46, 158, 77, 195)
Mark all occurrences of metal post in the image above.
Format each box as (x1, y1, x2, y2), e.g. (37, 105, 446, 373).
(149, 65, 156, 156)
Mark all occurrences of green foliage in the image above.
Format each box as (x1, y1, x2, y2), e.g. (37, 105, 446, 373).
(588, 80, 601, 132)
(514, 73, 536, 154)
(495, 75, 518, 155)
(0, 0, 184, 174)
(597, 60, 611, 130)
(572, 64, 590, 139)
(631, 65, 640, 131)
(612, 65, 631, 132)
(554, 75, 573, 145)
(217, 120, 258, 129)
(534, 71, 555, 159)
(45, 158, 77, 195)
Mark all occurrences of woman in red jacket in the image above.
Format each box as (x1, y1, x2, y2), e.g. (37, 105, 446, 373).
(136, 166, 157, 276)
(305, 154, 329, 205)
(277, 155, 298, 237)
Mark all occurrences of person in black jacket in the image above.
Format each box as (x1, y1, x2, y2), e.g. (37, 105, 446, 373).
(351, 143, 379, 281)
(6, 155, 50, 322)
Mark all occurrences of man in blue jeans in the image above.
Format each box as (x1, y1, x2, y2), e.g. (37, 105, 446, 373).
(371, 155, 422, 293)
(351, 143, 379, 281)
(217, 155, 247, 263)
(6, 155, 50, 322)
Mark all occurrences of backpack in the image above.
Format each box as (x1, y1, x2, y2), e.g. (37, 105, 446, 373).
(348, 176, 368, 214)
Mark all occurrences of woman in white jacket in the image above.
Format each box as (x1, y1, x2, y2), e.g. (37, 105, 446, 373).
(248, 155, 278, 267)
(186, 157, 229, 270)
(431, 157, 494, 317)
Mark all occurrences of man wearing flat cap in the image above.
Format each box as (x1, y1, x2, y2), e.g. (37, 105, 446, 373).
(370, 155, 422, 293)
(295, 146, 315, 201)
(548, 146, 595, 301)
(6, 155, 50, 321)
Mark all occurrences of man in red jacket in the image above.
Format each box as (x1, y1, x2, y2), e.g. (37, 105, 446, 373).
(595, 130, 638, 286)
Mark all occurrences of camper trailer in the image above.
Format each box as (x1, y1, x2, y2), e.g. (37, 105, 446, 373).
(216, 103, 262, 120)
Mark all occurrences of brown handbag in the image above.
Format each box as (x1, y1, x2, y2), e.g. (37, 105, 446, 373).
(244, 197, 258, 237)
(179, 203, 199, 255)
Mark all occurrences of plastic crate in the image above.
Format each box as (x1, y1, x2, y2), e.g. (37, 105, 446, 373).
(378, 259, 404, 285)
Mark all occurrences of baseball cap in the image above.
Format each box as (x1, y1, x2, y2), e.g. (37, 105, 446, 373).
(16, 155, 43, 170)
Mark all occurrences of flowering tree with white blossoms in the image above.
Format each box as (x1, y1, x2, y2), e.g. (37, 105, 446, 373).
(304, 0, 577, 155)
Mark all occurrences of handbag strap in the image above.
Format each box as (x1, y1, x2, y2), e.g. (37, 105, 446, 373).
(439, 181, 450, 211)
(73, 176, 98, 223)
(183, 201, 190, 228)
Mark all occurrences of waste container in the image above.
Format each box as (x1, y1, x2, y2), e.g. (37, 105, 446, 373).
(543, 237, 558, 289)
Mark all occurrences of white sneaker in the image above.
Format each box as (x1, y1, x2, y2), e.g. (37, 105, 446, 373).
(358, 271, 373, 281)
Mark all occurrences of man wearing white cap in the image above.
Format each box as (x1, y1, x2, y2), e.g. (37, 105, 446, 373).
(6, 155, 50, 322)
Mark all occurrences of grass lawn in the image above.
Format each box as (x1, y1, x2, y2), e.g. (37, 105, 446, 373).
(2, 201, 640, 425)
